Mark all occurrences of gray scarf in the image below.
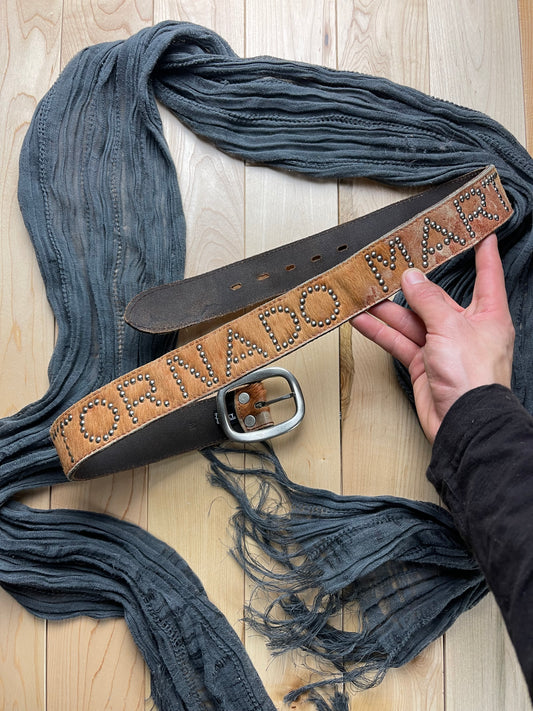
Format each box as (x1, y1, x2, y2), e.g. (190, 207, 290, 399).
(2, 21, 532, 710)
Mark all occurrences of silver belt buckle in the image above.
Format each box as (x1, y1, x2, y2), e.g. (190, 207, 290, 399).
(216, 366, 305, 443)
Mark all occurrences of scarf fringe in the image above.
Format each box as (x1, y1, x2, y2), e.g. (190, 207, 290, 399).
(204, 443, 487, 700)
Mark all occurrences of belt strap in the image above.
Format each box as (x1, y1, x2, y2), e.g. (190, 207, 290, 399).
(51, 166, 512, 480)
(125, 168, 505, 334)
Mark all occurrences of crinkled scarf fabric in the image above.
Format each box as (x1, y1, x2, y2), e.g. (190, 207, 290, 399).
(2, 20, 532, 711)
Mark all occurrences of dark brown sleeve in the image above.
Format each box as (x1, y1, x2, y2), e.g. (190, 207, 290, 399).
(427, 384, 533, 699)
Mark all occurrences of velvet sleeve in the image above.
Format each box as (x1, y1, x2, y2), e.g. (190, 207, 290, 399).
(427, 384, 533, 698)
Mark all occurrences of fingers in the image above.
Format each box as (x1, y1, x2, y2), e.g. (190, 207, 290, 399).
(400, 268, 462, 331)
(472, 233, 509, 314)
(352, 234, 509, 368)
(351, 311, 420, 368)
(351, 275, 455, 366)
(360, 299, 427, 346)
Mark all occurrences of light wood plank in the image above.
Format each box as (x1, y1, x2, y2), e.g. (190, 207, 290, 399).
(336, 2, 443, 710)
(0, 593, 46, 711)
(149, 0, 247, 645)
(46, 3, 154, 710)
(337, 0, 429, 84)
(244, 1, 340, 705)
(47, 608, 147, 711)
(428, 0, 526, 139)
(444, 595, 532, 711)
(159, 0, 245, 54)
(0, 1, 63, 708)
(340, 183, 434, 503)
(519, 0, 533, 151)
(0, 3, 59, 422)
(146, 2, 249, 707)
(337, 0, 433, 498)
(427, 2, 530, 710)
(1, 2, 530, 710)
(61, 0, 153, 65)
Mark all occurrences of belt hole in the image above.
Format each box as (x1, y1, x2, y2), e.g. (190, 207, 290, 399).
(311, 254, 321, 262)
(257, 273, 270, 281)
(285, 264, 295, 271)
(337, 244, 348, 252)
(230, 282, 242, 290)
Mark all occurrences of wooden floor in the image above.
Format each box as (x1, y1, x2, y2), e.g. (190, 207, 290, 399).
(1, 1, 531, 709)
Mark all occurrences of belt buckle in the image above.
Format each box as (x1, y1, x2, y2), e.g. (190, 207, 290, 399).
(216, 366, 305, 443)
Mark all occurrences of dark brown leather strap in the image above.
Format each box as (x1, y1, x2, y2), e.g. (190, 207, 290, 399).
(54, 382, 275, 480)
(125, 169, 498, 333)
(51, 166, 512, 480)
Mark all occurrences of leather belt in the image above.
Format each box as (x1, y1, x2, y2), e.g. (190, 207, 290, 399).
(51, 166, 512, 480)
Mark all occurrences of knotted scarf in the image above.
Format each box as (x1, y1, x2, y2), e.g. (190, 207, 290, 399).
(2, 20, 532, 710)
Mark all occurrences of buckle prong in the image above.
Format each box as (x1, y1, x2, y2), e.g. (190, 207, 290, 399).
(254, 391, 295, 409)
(216, 367, 305, 443)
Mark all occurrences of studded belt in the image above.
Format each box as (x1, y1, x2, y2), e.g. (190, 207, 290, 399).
(51, 166, 512, 480)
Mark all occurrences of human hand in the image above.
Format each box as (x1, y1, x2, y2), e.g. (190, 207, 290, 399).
(350, 233, 515, 443)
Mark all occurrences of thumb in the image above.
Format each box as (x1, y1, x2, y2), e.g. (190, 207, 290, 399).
(401, 268, 460, 329)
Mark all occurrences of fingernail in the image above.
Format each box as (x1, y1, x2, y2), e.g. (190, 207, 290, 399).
(403, 268, 426, 285)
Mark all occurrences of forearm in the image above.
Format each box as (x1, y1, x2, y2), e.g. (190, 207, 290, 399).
(427, 384, 533, 698)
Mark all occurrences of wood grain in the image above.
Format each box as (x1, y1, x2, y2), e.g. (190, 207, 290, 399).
(150, 0, 248, 653)
(337, 0, 429, 87)
(244, 2, 341, 703)
(337, 3, 441, 710)
(61, 0, 153, 66)
(0, 1, 59, 421)
(0, 1, 530, 710)
(427, 0, 525, 138)
(0, 1, 62, 709)
(519, 0, 533, 151)
(427, 2, 530, 709)
(46, 3, 154, 710)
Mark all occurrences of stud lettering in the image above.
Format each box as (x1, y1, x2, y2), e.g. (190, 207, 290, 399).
(79, 398, 120, 445)
(226, 328, 268, 377)
(364, 176, 509, 293)
(258, 305, 301, 353)
(166, 346, 218, 399)
(299, 283, 341, 327)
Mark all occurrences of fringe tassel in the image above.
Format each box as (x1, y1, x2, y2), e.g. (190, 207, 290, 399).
(204, 443, 487, 701)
